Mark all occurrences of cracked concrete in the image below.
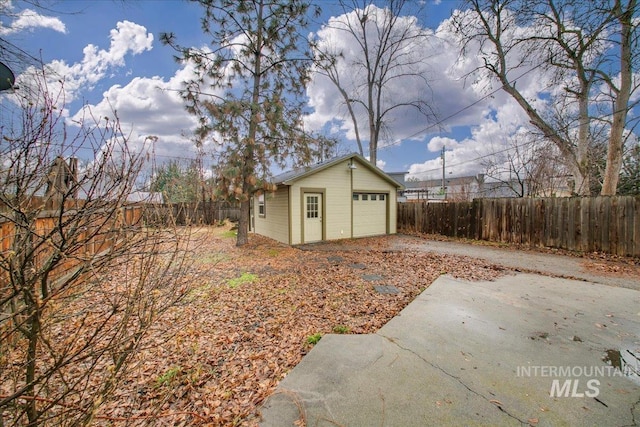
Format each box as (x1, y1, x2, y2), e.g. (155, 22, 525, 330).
(259, 274, 640, 426)
(381, 334, 530, 425)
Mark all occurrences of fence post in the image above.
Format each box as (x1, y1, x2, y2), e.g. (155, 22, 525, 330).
(396, 196, 639, 257)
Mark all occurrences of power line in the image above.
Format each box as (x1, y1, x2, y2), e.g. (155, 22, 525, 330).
(1, 137, 204, 165)
(377, 58, 619, 178)
(406, 136, 543, 177)
(380, 62, 548, 152)
(406, 102, 622, 178)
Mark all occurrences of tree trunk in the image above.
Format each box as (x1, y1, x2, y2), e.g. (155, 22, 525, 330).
(601, 142, 624, 195)
(234, 0, 263, 248)
(570, 163, 589, 196)
(25, 309, 40, 424)
(236, 199, 250, 246)
(600, 0, 634, 196)
(368, 87, 377, 165)
(369, 139, 377, 165)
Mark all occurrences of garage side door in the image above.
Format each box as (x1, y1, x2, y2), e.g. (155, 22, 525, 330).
(353, 193, 387, 237)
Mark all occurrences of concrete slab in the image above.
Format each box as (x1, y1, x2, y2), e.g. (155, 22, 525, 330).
(373, 285, 400, 295)
(394, 235, 640, 291)
(259, 274, 640, 427)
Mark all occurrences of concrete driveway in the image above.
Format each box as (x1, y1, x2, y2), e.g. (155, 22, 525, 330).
(260, 272, 640, 426)
(389, 234, 640, 291)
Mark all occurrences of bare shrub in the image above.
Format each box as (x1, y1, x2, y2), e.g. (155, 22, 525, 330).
(0, 67, 192, 426)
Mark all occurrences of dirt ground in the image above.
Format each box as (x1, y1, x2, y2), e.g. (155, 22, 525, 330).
(95, 225, 510, 426)
(94, 225, 639, 426)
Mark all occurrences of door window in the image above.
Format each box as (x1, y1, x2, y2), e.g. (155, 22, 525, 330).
(306, 196, 319, 218)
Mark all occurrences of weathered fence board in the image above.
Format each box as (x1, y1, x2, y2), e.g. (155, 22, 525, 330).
(0, 197, 240, 287)
(143, 201, 240, 226)
(397, 196, 640, 257)
(1, 204, 143, 284)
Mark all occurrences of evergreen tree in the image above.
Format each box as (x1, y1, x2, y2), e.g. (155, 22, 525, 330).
(162, 0, 321, 245)
(151, 160, 201, 203)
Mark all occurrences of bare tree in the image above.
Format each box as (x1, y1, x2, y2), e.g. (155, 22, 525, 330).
(481, 136, 536, 197)
(0, 68, 191, 426)
(453, 0, 639, 195)
(528, 143, 573, 196)
(611, 135, 640, 195)
(310, 0, 438, 166)
(480, 134, 571, 197)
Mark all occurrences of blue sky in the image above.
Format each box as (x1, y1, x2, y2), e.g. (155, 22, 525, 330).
(4, 0, 631, 182)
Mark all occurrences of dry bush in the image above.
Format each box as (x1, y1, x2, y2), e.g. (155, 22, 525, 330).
(0, 68, 192, 426)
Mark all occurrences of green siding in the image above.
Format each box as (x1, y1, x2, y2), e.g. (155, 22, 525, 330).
(290, 159, 352, 244)
(254, 156, 398, 245)
(253, 187, 289, 243)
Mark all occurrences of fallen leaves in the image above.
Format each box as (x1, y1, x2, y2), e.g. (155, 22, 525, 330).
(582, 260, 640, 277)
(85, 226, 510, 426)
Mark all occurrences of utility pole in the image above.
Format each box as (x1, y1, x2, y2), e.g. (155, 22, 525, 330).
(441, 146, 446, 199)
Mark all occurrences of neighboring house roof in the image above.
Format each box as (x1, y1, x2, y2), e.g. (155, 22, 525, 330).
(404, 174, 532, 199)
(271, 152, 404, 189)
(386, 171, 408, 187)
(405, 175, 485, 189)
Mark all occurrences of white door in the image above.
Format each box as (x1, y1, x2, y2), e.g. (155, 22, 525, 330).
(304, 193, 322, 242)
(353, 193, 387, 237)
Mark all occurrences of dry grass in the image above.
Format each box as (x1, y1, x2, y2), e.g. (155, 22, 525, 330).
(92, 225, 508, 426)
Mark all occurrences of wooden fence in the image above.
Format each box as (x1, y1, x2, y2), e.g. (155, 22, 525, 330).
(1, 197, 241, 286)
(397, 196, 640, 257)
(143, 201, 240, 226)
(1, 204, 144, 285)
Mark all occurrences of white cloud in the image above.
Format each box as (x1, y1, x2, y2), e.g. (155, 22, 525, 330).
(109, 20, 154, 58)
(408, 135, 483, 180)
(306, 4, 527, 169)
(15, 20, 153, 108)
(69, 64, 201, 161)
(304, 5, 510, 178)
(305, 5, 447, 149)
(0, 3, 66, 35)
(7, 17, 199, 172)
(401, 8, 567, 181)
(427, 136, 459, 152)
(407, 98, 533, 180)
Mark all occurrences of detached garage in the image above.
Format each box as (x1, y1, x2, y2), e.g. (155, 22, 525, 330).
(251, 153, 403, 245)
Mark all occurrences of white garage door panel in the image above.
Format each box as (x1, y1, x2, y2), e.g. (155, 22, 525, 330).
(353, 194, 386, 237)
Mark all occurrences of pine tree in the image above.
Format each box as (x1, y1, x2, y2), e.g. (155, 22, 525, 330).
(162, 0, 321, 245)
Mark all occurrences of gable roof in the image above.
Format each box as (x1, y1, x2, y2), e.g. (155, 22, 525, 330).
(271, 153, 403, 189)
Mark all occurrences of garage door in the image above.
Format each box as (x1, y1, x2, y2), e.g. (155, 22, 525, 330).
(353, 193, 387, 237)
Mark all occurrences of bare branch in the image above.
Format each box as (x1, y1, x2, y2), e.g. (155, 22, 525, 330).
(454, 0, 639, 195)
(0, 64, 192, 425)
(311, 0, 437, 165)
